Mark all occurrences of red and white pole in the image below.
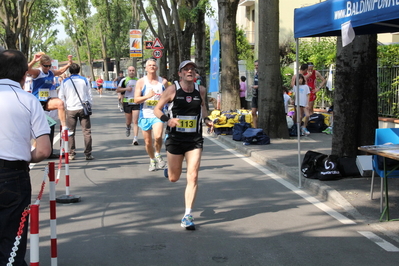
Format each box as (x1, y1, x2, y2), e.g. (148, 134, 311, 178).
(48, 162, 58, 266)
(64, 129, 70, 196)
(29, 204, 39, 266)
(56, 129, 80, 203)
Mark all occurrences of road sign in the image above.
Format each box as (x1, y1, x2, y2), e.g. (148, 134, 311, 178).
(145, 41, 153, 49)
(152, 38, 164, 49)
(152, 49, 163, 59)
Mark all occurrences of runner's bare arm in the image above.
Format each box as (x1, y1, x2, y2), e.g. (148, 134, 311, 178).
(53, 55, 73, 77)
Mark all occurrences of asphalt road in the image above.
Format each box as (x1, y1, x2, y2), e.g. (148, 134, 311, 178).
(26, 90, 399, 266)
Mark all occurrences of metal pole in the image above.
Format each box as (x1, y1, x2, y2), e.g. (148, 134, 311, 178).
(295, 38, 302, 188)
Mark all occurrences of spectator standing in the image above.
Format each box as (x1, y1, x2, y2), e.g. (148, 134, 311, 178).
(195, 71, 202, 85)
(154, 60, 212, 230)
(134, 59, 168, 171)
(251, 60, 259, 128)
(292, 74, 311, 136)
(283, 86, 291, 115)
(116, 66, 140, 145)
(240, 76, 247, 109)
(0, 49, 51, 266)
(290, 63, 309, 89)
(58, 63, 94, 160)
(304, 62, 326, 115)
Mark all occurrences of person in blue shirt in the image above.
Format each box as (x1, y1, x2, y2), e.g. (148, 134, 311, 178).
(28, 52, 73, 129)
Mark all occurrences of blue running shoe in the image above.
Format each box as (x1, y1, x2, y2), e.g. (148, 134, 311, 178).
(181, 214, 195, 230)
(164, 168, 169, 178)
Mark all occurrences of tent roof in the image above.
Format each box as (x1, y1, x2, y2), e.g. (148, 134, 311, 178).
(294, 0, 399, 38)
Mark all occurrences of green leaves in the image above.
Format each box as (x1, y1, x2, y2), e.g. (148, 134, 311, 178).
(378, 44, 399, 67)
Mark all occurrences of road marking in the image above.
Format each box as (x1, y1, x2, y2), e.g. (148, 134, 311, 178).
(208, 137, 399, 251)
(358, 231, 399, 252)
(207, 136, 356, 225)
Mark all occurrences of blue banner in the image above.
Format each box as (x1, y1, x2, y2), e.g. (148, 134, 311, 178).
(209, 18, 220, 93)
(294, 0, 399, 38)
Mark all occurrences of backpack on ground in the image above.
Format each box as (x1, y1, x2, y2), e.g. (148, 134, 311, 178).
(337, 157, 361, 177)
(307, 113, 327, 133)
(233, 122, 251, 141)
(242, 128, 270, 145)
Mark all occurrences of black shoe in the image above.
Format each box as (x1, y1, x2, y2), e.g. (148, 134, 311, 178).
(86, 155, 94, 160)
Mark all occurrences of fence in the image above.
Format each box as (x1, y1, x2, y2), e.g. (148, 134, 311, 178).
(316, 67, 399, 118)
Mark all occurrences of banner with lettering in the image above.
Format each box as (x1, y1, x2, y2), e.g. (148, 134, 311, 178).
(209, 18, 220, 93)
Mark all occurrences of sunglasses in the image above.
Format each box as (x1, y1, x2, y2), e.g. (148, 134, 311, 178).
(182, 67, 196, 71)
(42, 64, 52, 68)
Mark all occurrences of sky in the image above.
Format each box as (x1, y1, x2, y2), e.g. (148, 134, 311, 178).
(54, 1, 219, 40)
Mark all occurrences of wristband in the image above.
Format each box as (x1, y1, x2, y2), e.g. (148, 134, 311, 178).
(160, 114, 170, 122)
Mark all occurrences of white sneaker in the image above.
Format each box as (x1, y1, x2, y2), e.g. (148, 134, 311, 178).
(155, 155, 166, 169)
(301, 127, 310, 136)
(149, 160, 156, 172)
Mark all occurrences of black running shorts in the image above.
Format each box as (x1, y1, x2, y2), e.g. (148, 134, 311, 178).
(165, 137, 203, 155)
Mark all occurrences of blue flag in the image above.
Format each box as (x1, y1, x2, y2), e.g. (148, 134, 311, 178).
(209, 18, 220, 93)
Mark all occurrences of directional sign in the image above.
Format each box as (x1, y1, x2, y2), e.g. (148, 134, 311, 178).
(152, 49, 163, 59)
(151, 38, 164, 49)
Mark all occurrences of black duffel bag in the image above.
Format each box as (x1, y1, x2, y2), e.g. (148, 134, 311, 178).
(301, 151, 327, 179)
(301, 150, 341, 181)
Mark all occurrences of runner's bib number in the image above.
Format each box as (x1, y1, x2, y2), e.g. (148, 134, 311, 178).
(38, 89, 50, 101)
(145, 100, 158, 107)
(176, 115, 197, 133)
(124, 97, 136, 105)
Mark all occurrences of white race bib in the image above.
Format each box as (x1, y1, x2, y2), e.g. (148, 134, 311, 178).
(176, 115, 197, 133)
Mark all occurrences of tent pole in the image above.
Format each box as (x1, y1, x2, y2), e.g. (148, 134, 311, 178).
(295, 38, 302, 188)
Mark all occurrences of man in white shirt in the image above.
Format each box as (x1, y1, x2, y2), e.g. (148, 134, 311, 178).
(59, 63, 94, 160)
(0, 49, 51, 266)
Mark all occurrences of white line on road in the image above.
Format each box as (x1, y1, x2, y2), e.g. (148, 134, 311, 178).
(208, 136, 399, 252)
(207, 136, 356, 225)
(358, 231, 399, 252)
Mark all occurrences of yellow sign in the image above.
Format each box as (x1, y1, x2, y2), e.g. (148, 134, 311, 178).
(130, 29, 142, 58)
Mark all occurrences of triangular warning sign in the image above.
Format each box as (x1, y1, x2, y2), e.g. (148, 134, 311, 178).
(152, 38, 164, 49)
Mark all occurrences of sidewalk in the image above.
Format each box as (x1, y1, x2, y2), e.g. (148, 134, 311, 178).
(209, 130, 399, 239)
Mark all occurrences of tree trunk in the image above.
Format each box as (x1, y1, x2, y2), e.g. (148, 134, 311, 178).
(332, 35, 378, 157)
(218, 0, 240, 112)
(100, 30, 109, 80)
(258, 0, 288, 138)
(194, 4, 206, 85)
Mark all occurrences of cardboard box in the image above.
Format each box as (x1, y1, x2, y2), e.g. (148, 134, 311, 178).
(356, 155, 373, 176)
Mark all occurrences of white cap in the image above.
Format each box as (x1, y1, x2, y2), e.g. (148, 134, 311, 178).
(179, 60, 197, 71)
